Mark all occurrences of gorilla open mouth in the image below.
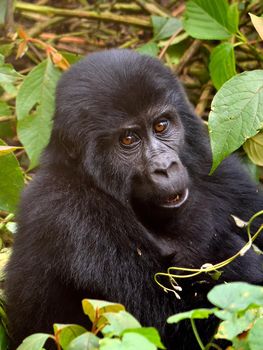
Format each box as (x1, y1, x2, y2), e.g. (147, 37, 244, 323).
(161, 188, 189, 208)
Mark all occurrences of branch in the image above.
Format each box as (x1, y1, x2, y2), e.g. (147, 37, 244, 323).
(15, 1, 151, 28)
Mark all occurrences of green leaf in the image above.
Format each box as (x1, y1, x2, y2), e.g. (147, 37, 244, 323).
(121, 333, 156, 350)
(16, 58, 61, 169)
(208, 70, 263, 173)
(136, 42, 159, 57)
(248, 318, 263, 350)
(183, 0, 235, 40)
(100, 333, 156, 350)
(68, 332, 100, 350)
(215, 309, 259, 340)
(16, 333, 51, 350)
(0, 57, 22, 86)
(243, 131, 263, 166)
(82, 299, 125, 323)
(151, 16, 182, 41)
(167, 308, 216, 324)
(102, 311, 141, 336)
(209, 42, 236, 90)
(0, 139, 24, 212)
(227, 3, 239, 34)
(53, 324, 87, 350)
(123, 328, 165, 349)
(208, 282, 263, 311)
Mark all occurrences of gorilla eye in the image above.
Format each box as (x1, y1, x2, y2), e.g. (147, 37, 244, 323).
(154, 120, 169, 134)
(120, 132, 139, 147)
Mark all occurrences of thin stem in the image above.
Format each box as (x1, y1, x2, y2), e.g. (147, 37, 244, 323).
(191, 318, 205, 350)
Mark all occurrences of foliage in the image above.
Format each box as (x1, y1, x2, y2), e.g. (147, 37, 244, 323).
(13, 282, 263, 350)
(17, 299, 165, 350)
(168, 282, 263, 350)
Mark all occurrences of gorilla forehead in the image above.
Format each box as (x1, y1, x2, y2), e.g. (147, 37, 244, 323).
(55, 50, 183, 129)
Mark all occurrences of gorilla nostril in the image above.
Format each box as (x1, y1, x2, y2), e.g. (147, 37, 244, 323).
(154, 168, 168, 177)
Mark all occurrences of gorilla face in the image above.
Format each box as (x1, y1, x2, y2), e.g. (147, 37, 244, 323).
(51, 50, 207, 212)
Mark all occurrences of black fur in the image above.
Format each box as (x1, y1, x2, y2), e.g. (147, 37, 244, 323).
(6, 50, 263, 350)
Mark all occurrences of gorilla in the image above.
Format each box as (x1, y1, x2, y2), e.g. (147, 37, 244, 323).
(5, 49, 263, 350)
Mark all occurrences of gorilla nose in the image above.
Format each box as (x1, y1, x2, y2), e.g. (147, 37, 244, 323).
(151, 160, 178, 180)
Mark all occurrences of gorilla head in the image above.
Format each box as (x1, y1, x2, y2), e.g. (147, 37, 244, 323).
(47, 49, 210, 215)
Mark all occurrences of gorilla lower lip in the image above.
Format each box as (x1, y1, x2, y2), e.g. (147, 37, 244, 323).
(162, 188, 189, 208)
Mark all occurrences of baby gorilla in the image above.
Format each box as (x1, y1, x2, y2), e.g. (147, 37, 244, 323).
(6, 49, 263, 350)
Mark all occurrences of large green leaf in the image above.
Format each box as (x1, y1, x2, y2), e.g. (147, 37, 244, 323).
(123, 328, 165, 349)
(0, 139, 24, 212)
(209, 42, 236, 90)
(102, 311, 141, 336)
(82, 299, 125, 323)
(53, 324, 87, 350)
(183, 0, 236, 40)
(208, 70, 263, 173)
(152, 16, 182, 41)
(16, 58, 61, 169)
(208, 282, 263, 311)
(215, 309, 258, 340)
(100, 333, 156, 350)
(68, 332, 100, 350)
(16, 333, 51, 350)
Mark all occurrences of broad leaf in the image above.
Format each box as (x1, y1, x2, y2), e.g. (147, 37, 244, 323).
(123, 328, 165, 349)
(68, 332, 100, 350)
(208, 70, 263, 173)
(208, 282, 263, 311)
(100, 333, 156, 350)
(215, 309, 258, 340)
(152, 16, 182, 41)
(243, 131, 263, 166)
(53, 324, 87, 350)
(0, 139, 24, 212)
(82, 299, 125, 323)
(16, 333, 51, 350)
(209, 42, 236, 90)
(102, 311, 141, 336)
(167, 308, 215, 324)
(183, 0, 236, 40)
(16, 58, 61, 169)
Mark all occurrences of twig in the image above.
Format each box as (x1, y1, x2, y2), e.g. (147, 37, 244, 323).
(135, 0, 169, 17)
(158, 27, 183, 59)
(4, 0, 15, 37)
(15, 1, 151, 28)
(175, 40, 201, 74)
(195, 82, 213, 117)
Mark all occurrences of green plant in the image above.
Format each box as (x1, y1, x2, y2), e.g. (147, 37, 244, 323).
(17, 299, 165, 350)
(168, 282, 263, 350)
